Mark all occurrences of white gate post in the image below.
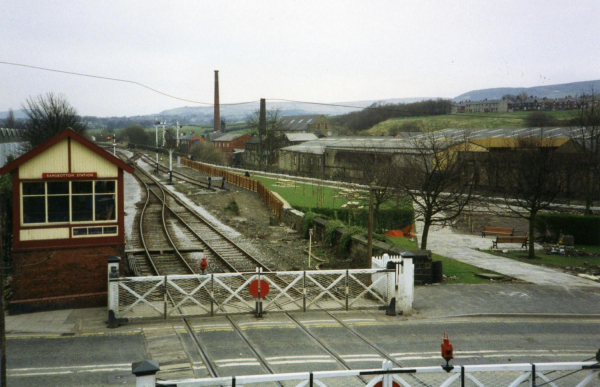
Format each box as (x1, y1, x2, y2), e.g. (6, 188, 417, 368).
(107, 257, 121, 313)
(396, 258, 414, 315)
(107, 257, 121, 328)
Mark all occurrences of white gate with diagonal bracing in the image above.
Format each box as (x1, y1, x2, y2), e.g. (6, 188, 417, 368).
(135, 360, 600, 387)
(108, 257, 414, 320)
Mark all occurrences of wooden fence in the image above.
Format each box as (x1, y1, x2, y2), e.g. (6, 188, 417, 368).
(181, 158, 283, 219)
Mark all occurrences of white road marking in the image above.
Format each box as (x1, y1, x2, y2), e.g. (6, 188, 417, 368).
(218, 362, 261, 368)
(269, 360, 337, 365)
(266, 355, 331, 361)
(214, 358, 258, 363)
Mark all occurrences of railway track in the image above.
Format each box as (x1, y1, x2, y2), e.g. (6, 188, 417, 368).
(124, 151, 270, 274)
(137, 152, 224, 191)
(121, 150, 414, 385)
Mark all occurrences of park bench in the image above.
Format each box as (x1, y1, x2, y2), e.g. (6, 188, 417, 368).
(482, 226, 514, 237)
(492, 236, 528, 249)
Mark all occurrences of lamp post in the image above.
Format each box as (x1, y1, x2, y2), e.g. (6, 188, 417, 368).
(112, 137, 116, 156)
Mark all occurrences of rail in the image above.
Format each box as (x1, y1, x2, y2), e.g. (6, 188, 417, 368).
(181, 158, 284, 218)
(132, 360, 600, 387)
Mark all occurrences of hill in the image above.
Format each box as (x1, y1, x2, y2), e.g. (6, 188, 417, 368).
(453, 80, 600, 102)
(364, 110, 574, 136)
(157, 97, 435, 121)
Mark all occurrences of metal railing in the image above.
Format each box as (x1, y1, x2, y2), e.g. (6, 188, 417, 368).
(108, 257, 413, 320)
(131, 360, 599, 387)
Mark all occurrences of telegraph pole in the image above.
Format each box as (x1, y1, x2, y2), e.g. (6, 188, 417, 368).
(259, 98, 266, 170)
(367, 185, 374, 268)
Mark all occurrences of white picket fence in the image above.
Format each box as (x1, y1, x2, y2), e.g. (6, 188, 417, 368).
(132, 360, 599, 387)
(108, 256, 414, 320)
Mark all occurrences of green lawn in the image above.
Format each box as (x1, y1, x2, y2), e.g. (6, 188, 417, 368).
(253, 175, 411, 211)
(491, 245, 600, 269)
(253, 176, 360, 209)
(386, 236, 503, 284)
(365, 110, 575, 135)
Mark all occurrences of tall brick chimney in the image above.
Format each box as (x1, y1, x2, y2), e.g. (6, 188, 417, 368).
(214, 70, 221, 132)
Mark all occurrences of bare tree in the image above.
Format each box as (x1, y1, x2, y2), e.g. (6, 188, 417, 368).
(484, 130, 567, 258)
(525, 111, 557, 128)
(245, 108, 286, 170)
(394, 130, 477, 250)
(569, 92, 600, 214)
(4, 109, 16, 129)
(345, 145, 400, 227)
(21, 93, 87, 149)
(190, 142, 225, 165)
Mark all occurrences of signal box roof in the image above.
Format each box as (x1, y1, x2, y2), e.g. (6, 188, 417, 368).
(0, 128, 134, 175)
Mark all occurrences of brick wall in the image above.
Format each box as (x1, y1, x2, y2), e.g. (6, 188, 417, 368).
(10, 245, 124, 314)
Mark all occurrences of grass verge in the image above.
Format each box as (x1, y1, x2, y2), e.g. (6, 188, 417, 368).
(490, 245, 600, 269)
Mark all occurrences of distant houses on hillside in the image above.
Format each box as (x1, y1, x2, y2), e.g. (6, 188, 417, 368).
(452, 95, 598, 114)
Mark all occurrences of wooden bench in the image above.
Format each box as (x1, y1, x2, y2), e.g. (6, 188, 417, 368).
(492, 236, 528, 249)
(482, 226, 514, 237)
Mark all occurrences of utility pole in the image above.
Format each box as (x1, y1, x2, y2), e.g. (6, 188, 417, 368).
(367, 185, 374, 268)
(0, 192, 6, 387)
(259, 98, 266, 170)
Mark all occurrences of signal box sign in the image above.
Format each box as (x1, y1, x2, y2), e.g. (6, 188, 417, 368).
(43, 173, 97, 179)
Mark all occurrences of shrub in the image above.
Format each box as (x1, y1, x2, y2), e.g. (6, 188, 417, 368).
(535, 213, 600, 245)
(324, 220, 345, 246)
(294, 207, 413, 232)
(338, 226, 365, 253)
(224, 199, 240, 215)
(302, 211, 316, 239)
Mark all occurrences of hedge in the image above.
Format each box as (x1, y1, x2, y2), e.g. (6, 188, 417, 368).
(295, 206, 414, 233)
(534, 213, 600, 245)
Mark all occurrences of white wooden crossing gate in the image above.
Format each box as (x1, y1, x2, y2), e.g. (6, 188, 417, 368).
(132, 360, 600, 386)
(108, 257, 414, 320)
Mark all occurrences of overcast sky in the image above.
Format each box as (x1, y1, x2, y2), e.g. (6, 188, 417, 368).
(1, 0, 599, 117)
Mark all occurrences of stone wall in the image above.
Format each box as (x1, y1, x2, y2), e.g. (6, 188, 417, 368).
(306, 215, 432, 285)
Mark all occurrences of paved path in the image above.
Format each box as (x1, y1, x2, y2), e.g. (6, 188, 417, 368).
(415, 220, 600, 288)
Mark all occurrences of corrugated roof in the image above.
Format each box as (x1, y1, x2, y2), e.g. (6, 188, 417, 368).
(279, 115, 323, 131)
(212, 133, 250, 142)
(285, 133, 318, 142)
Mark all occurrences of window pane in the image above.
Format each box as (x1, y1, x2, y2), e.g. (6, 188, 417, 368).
(95, 181, 115, 193)
(71, 195, 93, 221)
(47, 181, 69, 195)
(72, 181, 92, 194)
(23, 197, 46, 223)
(22, 182, 45, 195)
(95, 195, 115, 220)
(103, 226, 117, 234)
(48, 196, 69, 222)
(73, 228, 87, 236)
(89, 227, 102, 235)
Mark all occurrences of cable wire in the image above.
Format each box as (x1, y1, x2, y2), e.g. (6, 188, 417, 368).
(0, 61, 258, 106)
(1, 60, 529, 120)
